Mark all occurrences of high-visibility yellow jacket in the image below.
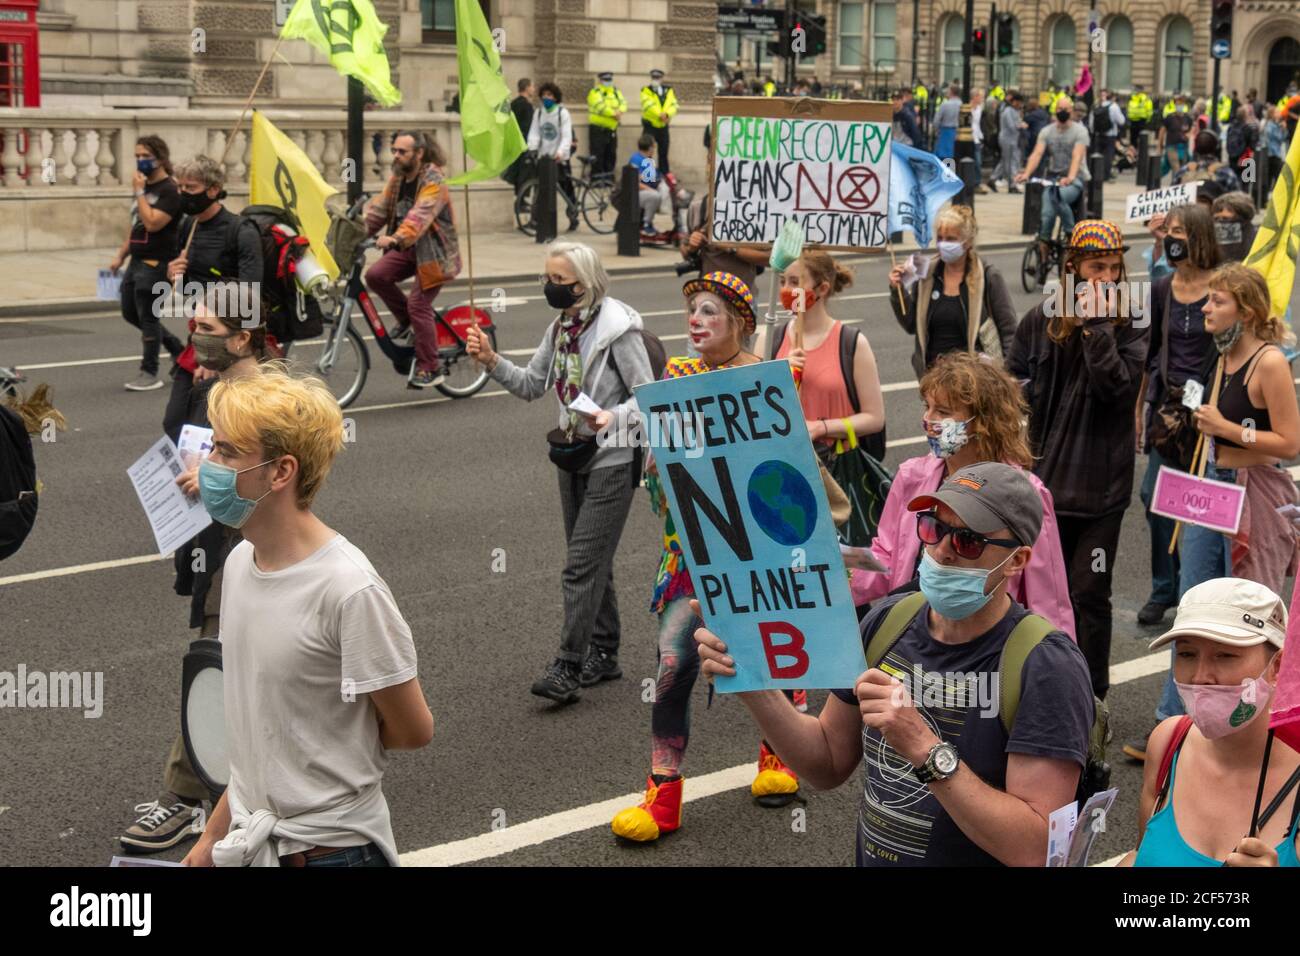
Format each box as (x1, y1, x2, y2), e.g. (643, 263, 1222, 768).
(587, 84, 627, 130)
(1127, 92, 1153, 121)
(990, 85, 1005, 101)
(763, 81, 776, 97)
(1217, 95, 1232, 122)
(914, 84, 928, 104)
(641, 85, 678, 128)
(1051, 92, 1070, 113)
(1163, 99, 1178, 117)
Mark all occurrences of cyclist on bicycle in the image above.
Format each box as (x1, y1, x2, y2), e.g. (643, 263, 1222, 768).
(1015, 96, 1090, 263)
(363, 130, 462, 389)
(526, 82, 581, 231)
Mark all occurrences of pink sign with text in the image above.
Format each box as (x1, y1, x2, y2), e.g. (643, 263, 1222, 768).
(1150, 466, 1245, 534)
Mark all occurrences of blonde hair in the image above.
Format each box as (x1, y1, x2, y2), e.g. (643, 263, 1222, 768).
(206, 366, 345, 508)
(1208, 263, 1295, 347)
(919, 353, 1033, 468)
(935, 204, 977, 245)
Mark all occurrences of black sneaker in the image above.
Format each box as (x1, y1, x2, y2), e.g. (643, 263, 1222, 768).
(531, 658, 581, 703)
(579, 646, 622, 687)
(120, 794, 204, 853)
(1137, 601, 1171, 626)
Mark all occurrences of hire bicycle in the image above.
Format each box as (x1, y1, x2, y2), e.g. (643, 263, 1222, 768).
(283, 198, 497, 409)
(513, 153, 616, 236)
(1019, 178, 1075, 293)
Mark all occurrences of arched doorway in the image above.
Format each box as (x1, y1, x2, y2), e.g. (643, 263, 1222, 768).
(1268, 37, 1300, 102)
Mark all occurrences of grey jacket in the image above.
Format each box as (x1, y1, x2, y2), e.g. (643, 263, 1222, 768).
(490, 295, 654, 471)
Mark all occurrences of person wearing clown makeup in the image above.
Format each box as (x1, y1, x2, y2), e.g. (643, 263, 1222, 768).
(848, 352, 1074, 640)
(1124, 578, 1298, 868)
(610, 272, 803, 843)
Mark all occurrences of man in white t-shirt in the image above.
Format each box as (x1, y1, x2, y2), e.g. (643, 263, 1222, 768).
(182, 368, 433, 868)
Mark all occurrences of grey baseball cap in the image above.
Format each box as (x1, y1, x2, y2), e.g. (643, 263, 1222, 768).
(907, 462, 1043, 547)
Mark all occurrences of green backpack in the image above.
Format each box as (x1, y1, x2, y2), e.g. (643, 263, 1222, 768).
(865, 591, 1112, 805)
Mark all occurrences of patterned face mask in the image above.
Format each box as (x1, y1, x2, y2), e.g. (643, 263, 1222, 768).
(921, 416, 973, 459)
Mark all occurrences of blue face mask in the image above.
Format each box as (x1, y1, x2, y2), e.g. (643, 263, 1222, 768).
(541, 97, 557, 109)
(917, 549, 1016, 621)
(198, 458, 276, 529)
(137, 157, 157, 174)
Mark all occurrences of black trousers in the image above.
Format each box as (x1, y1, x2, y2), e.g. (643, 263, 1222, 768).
(643, 121, 670, 174)
(120, 259, 184, 376)
(1101, 135, 1118, 179)
(589, 126, 617, 178)
(1056, 510, 1125, 700)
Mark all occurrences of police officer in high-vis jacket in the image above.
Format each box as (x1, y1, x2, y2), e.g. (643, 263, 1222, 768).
(587, 71, 626, 178)
(640, 68, 678, 174)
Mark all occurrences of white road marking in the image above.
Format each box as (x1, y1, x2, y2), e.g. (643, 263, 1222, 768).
(399, 650, 1172, 866)
(0, 553, 165, 587)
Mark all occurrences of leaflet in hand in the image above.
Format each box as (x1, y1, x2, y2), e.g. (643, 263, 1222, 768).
(839, 543, 889, 574)
(567, 391, 603, 418)
(1180, 379, 1204, 411)
(127, 436, 212, 556)
(177, 424, 214, 470)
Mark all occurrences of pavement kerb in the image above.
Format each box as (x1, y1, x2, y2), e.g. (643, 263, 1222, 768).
(0, 227, 1153, 319)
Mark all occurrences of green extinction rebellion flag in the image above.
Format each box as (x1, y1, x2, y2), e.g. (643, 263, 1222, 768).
(281, 0, 402, 108)
(445, 0, 525, 185)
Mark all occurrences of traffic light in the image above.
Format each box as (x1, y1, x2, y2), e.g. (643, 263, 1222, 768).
(996, 14, 1014, 57)
(1211, 0, 1234, 47)
(803, 13, 827, 57)
(971, 27, 987, 58)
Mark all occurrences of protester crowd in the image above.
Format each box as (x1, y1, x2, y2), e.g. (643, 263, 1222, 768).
(6, 71, 1298, 871)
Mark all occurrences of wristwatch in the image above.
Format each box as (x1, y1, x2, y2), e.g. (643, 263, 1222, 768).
(913, 741, 959, 783)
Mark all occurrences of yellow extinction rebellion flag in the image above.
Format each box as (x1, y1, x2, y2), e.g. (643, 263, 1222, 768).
(281, 0, 402, 108)
(1246, 124, 1300, 318)
(445, 0, 525, 186)
(250, 111, 340, 279)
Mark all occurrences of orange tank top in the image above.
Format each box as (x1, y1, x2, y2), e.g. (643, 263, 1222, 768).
(776, 320, 856, 444)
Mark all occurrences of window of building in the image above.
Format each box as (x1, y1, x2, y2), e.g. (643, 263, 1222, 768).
(939, 14, 965, 87)
(423, 0, 490, 42)
(838, 1, 865, 69)
(1048, 16, 1075, 87)
(1160, 16, 1194, 94)
(721, 30, 742, 65)
(872, 1, 897, 71)
(1104, 16, 1133, 90)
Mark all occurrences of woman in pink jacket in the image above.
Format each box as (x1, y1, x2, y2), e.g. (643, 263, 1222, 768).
(851, 352, 1076, 640)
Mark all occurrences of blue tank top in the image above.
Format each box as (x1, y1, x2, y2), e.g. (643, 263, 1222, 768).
(1134, 749, 1300, 867)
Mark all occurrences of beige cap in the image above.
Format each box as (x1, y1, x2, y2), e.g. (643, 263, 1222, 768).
(1148, 578, 1288, 651)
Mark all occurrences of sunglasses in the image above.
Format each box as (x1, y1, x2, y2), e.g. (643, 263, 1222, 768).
(916, 511, 1020, 560)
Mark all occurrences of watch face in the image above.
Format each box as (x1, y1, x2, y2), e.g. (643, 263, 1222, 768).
(934, 745, 959, 775)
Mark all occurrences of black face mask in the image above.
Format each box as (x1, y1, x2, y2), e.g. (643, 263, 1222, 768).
(544, 280, 582, 310)
(180, 191, 216, 216)
(1056, 110, 1071, 123)
(1164, 238, 1189, 263)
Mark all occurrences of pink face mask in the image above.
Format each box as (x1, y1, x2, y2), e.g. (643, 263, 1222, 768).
(1175, 671, 1273, 740)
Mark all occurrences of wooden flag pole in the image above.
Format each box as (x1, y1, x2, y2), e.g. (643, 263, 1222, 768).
(462, 142, 476, 315)
(1169, 357, 1225, 553)
(886, 241, 907, 313)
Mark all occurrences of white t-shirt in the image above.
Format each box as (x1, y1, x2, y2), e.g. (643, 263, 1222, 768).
(219, 534, 418, 853)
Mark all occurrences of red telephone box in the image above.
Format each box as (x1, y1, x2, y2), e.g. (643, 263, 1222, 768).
(0, 0, 40, 107)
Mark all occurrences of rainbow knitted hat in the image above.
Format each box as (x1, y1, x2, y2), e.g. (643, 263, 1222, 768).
(682, 271, 757, 335)
(1068, 219, 1128, 254)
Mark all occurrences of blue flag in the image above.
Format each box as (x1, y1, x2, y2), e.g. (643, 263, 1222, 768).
(632, 361, 866, 692)
(888, 142, 964, 248)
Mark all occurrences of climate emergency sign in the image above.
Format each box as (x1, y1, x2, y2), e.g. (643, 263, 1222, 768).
(709, 99, 892, 252)
(633, 361, 866, 692)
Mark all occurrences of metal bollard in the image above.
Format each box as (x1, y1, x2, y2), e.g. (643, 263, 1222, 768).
(535, 155, 558, 244)
(615, 164, 641, 257)
(1088, 153, 1105, 218)
(1022, 180, 1043, 236)
(958, 156, 977, 209)
(1145, 155, 1162, 191)
(1136, 132, 1150, 187)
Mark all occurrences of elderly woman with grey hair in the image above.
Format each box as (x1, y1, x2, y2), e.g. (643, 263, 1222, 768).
(467, 240, 655, 704)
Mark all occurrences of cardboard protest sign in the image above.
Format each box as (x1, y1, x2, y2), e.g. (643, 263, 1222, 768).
(1150, 465, 1246, 535)
(708, 97, 893, 252)
(633, 360, 866, 692)
(1125, 181, 1200, 223)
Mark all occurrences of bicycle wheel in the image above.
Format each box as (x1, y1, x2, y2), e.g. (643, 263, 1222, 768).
(514, 179, 538, 237)
(435, 322, 496, 399)
(580, 178, 617, 234)
(1021, 242, 1042, 293)
(283, 319, 369, 408)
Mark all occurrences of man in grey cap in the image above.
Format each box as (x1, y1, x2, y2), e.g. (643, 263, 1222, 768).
(694, 461, 1096, 867)
(587, 71, 626, 178)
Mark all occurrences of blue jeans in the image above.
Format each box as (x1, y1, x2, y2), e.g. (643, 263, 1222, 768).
(300, 842, 390, 867)
(1040, 181, 1084, 241)
(1155, 466, 1234, 721)
(1139, 450, 1181, 606)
